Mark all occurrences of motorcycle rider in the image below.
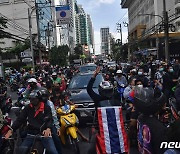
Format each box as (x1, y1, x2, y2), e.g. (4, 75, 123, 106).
(175, 77, 180, 110)
(134, 87, 168, 154)
(51, 72, 61, 86)
(40, 88, 62, 154)
(5, 90, 58, 154)
(87, 66, 128, 153)
(114, 70, 128, 87)
(87, 66, 119, 108)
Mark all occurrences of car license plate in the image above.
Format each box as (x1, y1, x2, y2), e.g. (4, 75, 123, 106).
(80, 111, 88, 117)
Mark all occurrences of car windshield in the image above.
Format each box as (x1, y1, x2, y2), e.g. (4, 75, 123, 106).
(68, 74, 103, 89)
(79, 66, 96, 72)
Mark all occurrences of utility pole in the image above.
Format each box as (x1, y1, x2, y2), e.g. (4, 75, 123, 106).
(117, 23, 122, 45)
(163, 0, 169, 62)
(35, 0, 42, 67)
(123, 22, 130, 62)
(28, 8, 35, 73)
(47, 22, 50, 50)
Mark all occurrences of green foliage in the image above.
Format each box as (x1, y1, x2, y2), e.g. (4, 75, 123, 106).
(74, 44, 83, 56)
(50, 45, 69, 66)
(8, 40, 30, 57)
(111, 42, 128, 62)
(68, 54, 79, 64)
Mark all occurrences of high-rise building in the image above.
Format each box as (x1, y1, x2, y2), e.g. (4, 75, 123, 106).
(121, 0, 180, 59)
(75, 5, 94, 54)
(56, 1, 94, 55)
(0, 0, 55, 50)
(100, 27, 109, 55)
(57, 0, 78, 54)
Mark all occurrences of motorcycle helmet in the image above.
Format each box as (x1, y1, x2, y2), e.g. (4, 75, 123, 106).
(116, 70, 122, 74)
(40, 88, 49, 103)
(29, 90, 42, 106)
(98, 81, 114, 98)
(28, 78, 38, 89)
(28, 78, 37, 83)
(134, 87, 166, 115)
(52, 72, 57, 80)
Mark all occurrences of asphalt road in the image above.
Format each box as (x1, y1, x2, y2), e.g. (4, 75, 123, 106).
(8, 88, 139, 154)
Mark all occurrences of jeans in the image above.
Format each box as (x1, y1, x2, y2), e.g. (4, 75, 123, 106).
(20, 134, 58, 154)
(52, 126, 62, 154)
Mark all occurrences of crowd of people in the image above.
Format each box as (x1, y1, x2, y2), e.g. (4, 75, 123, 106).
(0, 58, 179, 153)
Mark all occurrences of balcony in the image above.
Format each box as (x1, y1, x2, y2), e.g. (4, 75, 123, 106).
(121, 0, 131, 8)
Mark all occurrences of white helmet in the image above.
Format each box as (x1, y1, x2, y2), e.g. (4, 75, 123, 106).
(28, 78, 37, 83)
(52, 72, 57, 76)
(98, 81, 114, 98)
(116, 70, 122, 74)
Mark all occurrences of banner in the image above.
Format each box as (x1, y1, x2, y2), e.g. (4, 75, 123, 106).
(96, 107, 128, 154)
(56, 5, 71, 25)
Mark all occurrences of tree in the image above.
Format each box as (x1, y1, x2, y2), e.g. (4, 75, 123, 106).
(8, 39, 30, 58)
(74, 44, 83, 56)
(111, 41, 128, 62)
(50, 45, 69, 66)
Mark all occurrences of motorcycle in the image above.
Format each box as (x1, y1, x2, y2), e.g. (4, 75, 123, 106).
(57, 104, 80, 154)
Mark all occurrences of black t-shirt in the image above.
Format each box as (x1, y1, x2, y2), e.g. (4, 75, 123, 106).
(137, 115, 168, 154)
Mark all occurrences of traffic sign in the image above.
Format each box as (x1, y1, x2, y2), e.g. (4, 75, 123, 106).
(56, 5, 71, 25)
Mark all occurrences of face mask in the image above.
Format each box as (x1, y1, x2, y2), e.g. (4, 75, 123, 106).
(138, 72, 143, 75)
(169, 69, 174, 73)
(137, 85, 143, 88)
(159, 68, 164, 72)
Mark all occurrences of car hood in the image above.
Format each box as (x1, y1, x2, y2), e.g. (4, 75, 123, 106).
(68, 88, 98, 103)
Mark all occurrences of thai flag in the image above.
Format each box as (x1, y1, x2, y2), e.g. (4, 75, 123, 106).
(96, 107, 128, 154)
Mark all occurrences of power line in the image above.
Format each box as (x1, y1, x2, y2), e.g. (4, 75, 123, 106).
(0, 13, 29, 34)
(0, 29, 26, 42)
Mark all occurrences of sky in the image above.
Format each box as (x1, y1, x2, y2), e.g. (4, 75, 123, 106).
(78, 0, 128, 54)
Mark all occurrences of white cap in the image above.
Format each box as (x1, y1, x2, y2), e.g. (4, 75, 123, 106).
(116, 70, 122, 74)
(52, 72, 57, 76)
(28, 78, 37, 83)
(131, 69, 137, 72)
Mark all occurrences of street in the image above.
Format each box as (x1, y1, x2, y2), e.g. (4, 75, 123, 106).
(8, 88, 139, 154)
(8, 87, 92, 154)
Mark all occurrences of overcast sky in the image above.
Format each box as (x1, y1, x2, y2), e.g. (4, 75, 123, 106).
(78, 0, 128, 54)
